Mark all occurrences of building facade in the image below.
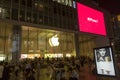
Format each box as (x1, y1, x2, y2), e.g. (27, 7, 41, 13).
(111, 15, 120, 56)
(0, 0, 112, 62)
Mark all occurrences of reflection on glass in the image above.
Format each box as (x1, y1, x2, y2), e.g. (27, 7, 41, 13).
(21, 26, 75, 58)
(0, 22, 13, 61)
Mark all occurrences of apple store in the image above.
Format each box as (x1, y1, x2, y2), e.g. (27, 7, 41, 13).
(21, 26, 76, 59)
(0, 1, 110, 61)
(0, 22, 99, 61)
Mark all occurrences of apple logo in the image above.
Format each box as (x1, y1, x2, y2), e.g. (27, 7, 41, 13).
(49, 35, 59, 47)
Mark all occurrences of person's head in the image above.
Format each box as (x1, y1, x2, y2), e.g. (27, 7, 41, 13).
(98, 48, 106, 56)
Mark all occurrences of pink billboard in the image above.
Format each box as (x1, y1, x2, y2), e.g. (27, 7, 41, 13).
(77, 2, 106, 36)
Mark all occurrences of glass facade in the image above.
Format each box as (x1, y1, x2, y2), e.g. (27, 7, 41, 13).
(79, 34, 95, 58)
(21, 26, 76, 58)
(21, 26, 96, 59)
(0, 22, 13, 61)
(0, 0, 108, 61)
(0, 0, 77, 31)
(0, 22, 96, 60)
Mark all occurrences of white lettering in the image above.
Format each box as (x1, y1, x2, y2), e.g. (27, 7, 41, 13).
(87, 17, 98, 23)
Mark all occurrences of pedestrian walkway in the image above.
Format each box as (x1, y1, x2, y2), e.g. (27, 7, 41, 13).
(1, 56, 119, 80)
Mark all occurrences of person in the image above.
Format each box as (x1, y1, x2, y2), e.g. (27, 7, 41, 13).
(69, 68, 79, 80)
(96, 48, 111, 62)
(0, 62, 3, 80)
(2, 62, 10, 80)
(26, 70, 35, 80)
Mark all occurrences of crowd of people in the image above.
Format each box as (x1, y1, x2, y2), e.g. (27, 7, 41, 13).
(0, 56, 100, 80)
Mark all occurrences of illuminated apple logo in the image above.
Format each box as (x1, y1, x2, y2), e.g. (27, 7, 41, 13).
(49, 35, 59, 47)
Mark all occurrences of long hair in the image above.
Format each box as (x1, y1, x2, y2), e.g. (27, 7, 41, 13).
(96, 48, 111, 62)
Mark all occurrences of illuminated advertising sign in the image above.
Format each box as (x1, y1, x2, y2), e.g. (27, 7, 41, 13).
(77, 2, 106, 36)
(94, 46, 116, 76)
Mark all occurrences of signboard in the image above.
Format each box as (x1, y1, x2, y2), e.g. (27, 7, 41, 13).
(94, 46, 116, 76)
(77, 2, 106, 36)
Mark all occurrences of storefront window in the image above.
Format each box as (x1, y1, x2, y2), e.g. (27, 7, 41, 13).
(0, 22, 13, 61)
(21, 26, 75, 58)
(0, 23, 5, 61)
(79, 34, 95, 58)
(21, 26, 29, 54)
